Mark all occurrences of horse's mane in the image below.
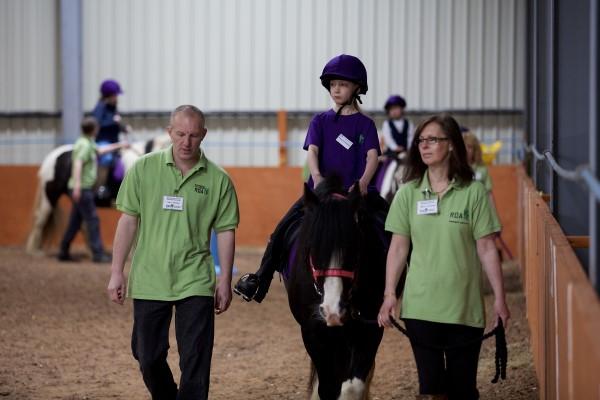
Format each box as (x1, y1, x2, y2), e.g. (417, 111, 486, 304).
(298, 175, 362, 274)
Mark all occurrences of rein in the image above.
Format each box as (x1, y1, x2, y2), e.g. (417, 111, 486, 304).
(354, 313, 507, 384)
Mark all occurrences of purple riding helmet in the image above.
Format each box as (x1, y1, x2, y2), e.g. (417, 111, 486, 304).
(320, 54, 368, 95)
(384, 95, 407, 110)
(100, 79, 123, 97)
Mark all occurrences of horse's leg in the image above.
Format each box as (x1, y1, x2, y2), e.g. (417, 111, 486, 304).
(301, 326, 347, 400)
(339, 323, 384, 400)
(25, 182, 53, 256)
(309, 364, 319, 400)
(338, 377, 367, 400)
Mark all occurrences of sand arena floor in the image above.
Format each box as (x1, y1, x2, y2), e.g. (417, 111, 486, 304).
(0, 247, 538, 399)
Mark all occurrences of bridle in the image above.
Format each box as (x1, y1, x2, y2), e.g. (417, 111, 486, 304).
(307, 191, 357, 296)
(309, 255, 355, 296)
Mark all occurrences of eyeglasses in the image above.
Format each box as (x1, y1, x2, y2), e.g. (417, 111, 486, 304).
(415, 137, 450, 145)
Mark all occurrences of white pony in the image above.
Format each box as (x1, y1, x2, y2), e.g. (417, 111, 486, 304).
(26, 135, 171, 255)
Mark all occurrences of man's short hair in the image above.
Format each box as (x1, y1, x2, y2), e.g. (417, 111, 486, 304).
(81, 116, 99, 135)
(170, 105, 206, 128)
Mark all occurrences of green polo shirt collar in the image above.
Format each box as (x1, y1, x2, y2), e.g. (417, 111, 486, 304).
(418, 170, 463, 199)
(163, 145, 208, 190)
(163, 145, 206, 168)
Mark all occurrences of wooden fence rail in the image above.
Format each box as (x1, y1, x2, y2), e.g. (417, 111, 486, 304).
(518, 166, 600, 399)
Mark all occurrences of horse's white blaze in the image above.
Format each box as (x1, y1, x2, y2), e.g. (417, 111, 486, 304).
(339, 378, 366, 400)
(320, 252, 346, 326)
(321, 276, 344, 326)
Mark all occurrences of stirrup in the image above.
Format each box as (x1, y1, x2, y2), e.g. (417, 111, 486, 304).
(233, 273, 260, 302)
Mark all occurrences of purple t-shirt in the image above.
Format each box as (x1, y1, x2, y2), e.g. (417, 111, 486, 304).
(303, 110, 380, 191)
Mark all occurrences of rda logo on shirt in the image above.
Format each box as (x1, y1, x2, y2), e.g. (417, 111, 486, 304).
(194, 184, 209, 195)
(449, 208, 470, 224)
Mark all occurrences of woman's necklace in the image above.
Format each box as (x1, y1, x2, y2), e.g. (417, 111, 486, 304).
(431, 181, 450, 195)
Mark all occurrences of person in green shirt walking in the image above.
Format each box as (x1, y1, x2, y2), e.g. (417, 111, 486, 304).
(58, 116, 128, 262)
(106, 105, 239, 400)
(377, 114, 510, 400)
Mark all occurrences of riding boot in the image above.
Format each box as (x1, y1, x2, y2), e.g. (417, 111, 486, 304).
(234, 240, 277, 302)
(234, 198, 304, 303)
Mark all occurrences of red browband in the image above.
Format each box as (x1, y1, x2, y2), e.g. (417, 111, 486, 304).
(310, 256, 355, 280)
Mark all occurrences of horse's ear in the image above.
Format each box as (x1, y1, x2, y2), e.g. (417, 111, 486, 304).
(303, 183, 319, 208)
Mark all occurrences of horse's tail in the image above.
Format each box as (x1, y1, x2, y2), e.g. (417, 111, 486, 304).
(25, 145, 73, 255)
(25, 179, 50, 255)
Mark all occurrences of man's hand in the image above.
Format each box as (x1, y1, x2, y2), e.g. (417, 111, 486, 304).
(214, 280, 232, 314)
(107, 271, 126, 305)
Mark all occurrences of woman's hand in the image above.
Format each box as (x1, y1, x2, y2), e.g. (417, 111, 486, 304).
(493, 297, 510, 330)
(377, 293, 398, 328)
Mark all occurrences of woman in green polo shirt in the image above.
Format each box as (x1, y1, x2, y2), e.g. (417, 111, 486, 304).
(377, 114, 510, 400)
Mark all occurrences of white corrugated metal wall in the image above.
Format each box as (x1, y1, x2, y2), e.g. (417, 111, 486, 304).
(0, 0, 59, 162)
(82, 0, 525, 112)
(0, 0, 526, 165)
(0, 0, 59, 112)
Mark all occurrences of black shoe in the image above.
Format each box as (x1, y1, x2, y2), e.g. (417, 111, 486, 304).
(92, 253, 112, 263)
(233, 273, 260, 302)
(57, 252, 75, 262)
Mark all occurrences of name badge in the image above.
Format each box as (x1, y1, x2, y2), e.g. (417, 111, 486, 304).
(417, 199, 438, 215)
(336, 134, 353, 150)
(163, 196, 184, 211)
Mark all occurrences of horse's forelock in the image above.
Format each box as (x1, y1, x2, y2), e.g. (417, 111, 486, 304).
(302, 197, 360, 273)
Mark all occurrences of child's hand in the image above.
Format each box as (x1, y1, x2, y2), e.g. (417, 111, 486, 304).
(358, 178, 368, 196)
(72, 186, 81, 202)
(313, 174, 324, 188)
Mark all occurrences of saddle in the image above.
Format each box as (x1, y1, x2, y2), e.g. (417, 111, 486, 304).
(281, 217, 302, 280)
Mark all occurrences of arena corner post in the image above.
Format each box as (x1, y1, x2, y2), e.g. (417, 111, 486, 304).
(278, 109, 288, 167)
(60, 0, 83, 145)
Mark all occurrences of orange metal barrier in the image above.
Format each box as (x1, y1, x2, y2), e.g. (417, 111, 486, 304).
(518, 166, 600, 399)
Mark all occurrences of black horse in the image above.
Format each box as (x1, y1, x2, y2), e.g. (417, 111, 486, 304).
(283, 177, 389, 400)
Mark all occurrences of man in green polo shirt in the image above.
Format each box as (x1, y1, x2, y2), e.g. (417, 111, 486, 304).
(377, 114, 510, 400)
(107, 105, 239, 400)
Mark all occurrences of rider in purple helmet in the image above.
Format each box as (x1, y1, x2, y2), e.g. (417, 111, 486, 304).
(93, 79, 129, 145)
(234, 54, 388, 303)
(92, 79, 130, 192)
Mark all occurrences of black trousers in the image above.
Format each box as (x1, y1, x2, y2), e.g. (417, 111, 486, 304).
(60, 189, 104, 257)
(404, 318, 484, 400)
(132, 296, 215, 400)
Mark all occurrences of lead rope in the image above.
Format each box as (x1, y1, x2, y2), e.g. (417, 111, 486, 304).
(355, 313, 507, 383)
(389, 316, 507, 383)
